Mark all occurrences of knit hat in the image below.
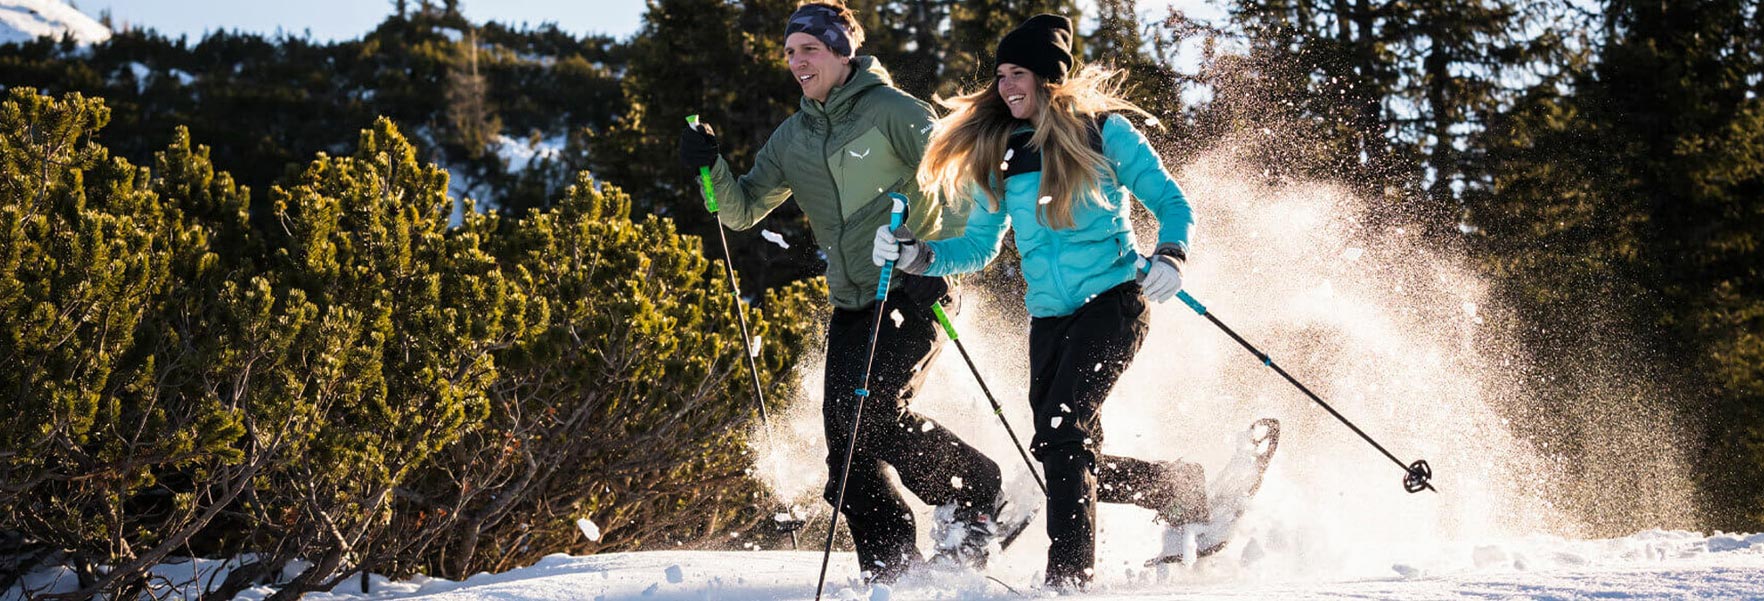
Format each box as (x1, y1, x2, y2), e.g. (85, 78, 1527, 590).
(994, 14, 1073, 83)
(786, 4, 856, 59)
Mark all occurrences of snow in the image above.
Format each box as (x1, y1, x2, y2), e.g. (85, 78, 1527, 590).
(577, 518, 602, 542)
(762, 229, 791, 249)
(264, 528, 1749, 595)
(492, 134, 563, 173)
(0, 0, 110, 46)
(17, 530, 1712, 600)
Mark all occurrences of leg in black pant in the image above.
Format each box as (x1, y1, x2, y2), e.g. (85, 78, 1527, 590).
(1028, 282, 1200, 588)
(822, 279, 1002, 582)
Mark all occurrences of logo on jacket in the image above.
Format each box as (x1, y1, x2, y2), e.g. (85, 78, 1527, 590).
(847, 148, 871, 160)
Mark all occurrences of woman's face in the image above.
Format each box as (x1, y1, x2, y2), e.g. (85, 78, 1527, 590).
(786, 32, 848, 103)
(996, 63, 1037, 120)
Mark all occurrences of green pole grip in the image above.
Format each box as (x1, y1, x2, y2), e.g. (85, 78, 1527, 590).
(685, 115, 719, 213)
(931, 303, 959, 340)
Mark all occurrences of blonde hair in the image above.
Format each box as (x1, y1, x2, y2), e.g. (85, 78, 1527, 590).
(919, 64, 1151, 229)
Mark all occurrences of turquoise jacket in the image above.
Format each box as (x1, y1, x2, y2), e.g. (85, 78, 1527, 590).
(922, 113, 1193, 318)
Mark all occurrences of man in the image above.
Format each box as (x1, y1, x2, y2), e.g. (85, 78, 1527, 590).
(678, 1, 1009, 584)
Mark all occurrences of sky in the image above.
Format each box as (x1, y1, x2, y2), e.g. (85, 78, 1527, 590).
(80, 0, 649, 41)
(75, 0, 1223, 44)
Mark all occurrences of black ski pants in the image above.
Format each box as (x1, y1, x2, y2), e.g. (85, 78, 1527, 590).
(821, 275, 1002, 582)
(1028, 282, 1201, 587)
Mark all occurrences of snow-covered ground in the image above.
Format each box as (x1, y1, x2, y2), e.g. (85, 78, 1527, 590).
(245, 530, 1762, 600)
(10, 529, 1763, 600)
(0, 0, 110, 46)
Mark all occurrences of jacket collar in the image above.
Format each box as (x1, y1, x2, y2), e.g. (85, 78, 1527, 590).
(801, 56, 891, 121)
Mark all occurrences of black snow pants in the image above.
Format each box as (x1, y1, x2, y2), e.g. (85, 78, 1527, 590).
(822, 274, 1002, 583)
(1028, 281, 1203, 587)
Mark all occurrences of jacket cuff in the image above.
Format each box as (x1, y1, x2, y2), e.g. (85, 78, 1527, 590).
(1152, 242, 1186, 274)
(898, 241, 934, 275)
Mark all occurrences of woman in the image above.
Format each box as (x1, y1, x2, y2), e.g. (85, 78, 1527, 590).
(872, 14, 1208, 589)
(678, 1, 1014, 583)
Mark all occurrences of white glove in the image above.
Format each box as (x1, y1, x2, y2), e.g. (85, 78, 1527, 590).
(871, 224, 923, 268)
(1141, 254, 1184, 303)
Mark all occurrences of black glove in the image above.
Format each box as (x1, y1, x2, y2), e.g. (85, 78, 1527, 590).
(896, 273, 954, 314)
(679, 123, 720, 172)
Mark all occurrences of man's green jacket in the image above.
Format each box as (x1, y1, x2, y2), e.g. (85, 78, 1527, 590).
(707, 56, 961, 310)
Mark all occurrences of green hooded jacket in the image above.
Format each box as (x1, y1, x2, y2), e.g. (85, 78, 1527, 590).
(707, 56, 961, 311)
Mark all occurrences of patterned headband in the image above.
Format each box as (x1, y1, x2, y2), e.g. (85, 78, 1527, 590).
(785, 5, 855, 58)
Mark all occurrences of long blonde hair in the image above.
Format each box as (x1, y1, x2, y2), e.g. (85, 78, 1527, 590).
(919, 64, 1152, 229)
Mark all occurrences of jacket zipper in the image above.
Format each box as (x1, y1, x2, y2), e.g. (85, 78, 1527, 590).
(815, 106, 862, 305)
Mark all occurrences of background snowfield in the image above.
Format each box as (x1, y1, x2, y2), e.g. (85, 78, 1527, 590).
(0, 0, 110, 45)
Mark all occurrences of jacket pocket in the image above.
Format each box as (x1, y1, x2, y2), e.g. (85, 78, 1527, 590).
(828, 127, 909, 220)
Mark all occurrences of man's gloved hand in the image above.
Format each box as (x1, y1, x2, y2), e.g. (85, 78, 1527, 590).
(872, 224, 932, 274)
(679, 122, 719, 172)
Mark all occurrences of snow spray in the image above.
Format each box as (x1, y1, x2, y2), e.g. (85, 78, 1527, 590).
(750, 133, 1700, 588)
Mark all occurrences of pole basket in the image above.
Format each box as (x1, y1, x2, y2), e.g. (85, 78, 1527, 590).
(1403, 459, 1434, 493)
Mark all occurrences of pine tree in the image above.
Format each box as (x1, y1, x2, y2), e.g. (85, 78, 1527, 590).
(253, 118, 539, 598)
(1216, 0, 1546, 236)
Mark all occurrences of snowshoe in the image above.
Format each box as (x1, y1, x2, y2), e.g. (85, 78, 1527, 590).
(929, 500, 1038, 570)
(1147, 417, 1280, 566)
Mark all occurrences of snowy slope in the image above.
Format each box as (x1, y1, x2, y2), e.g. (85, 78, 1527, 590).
(8, 530, 1764, 599)
(0, 0, 110, 46)
(250, 530, 1759, 600)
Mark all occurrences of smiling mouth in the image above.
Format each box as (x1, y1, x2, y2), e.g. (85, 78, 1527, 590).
(1007, 94, 1025, 106)
(798, 74, 814, 83)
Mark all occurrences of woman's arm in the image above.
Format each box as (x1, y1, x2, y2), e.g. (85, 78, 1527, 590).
(1102, 113, 1193, 255)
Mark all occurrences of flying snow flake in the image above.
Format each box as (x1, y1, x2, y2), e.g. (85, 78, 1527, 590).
(1343, 247, 1365, 261)
(750, 336, 762, 357)
(1000, 160, 1011, 171)
(576, 518, 601, 542)
(1004, 148, 1016, 161)
(1093, 362, 1103, 372)
(921, 422, 936, 432)
(1144, 116, 1161, 127)
(1462, 302, 1479, 317)
(761, 229, 791, 249)
(1059, 403, 1071, 413)
(951, 476, 964, 489)
(1051, 416, 1064, 429)
(1038, 196, 1053, 205)
(890, 309, 905, 328)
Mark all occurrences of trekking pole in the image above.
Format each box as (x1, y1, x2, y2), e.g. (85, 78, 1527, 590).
(813, 193, 908, 601)
(928, 302, 1047, 495)
(686, 115, 804, 548)
(1160, 280, 1436, 493)
(687, 115, 773, 426)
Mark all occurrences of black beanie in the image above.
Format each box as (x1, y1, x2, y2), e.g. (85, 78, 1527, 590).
(994, 14, 1073, 83)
